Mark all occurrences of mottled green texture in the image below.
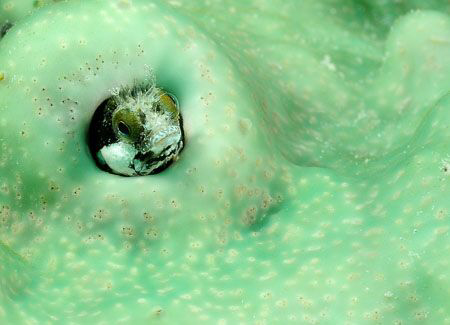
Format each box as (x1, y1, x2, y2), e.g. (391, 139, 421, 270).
(0, 0, 60, 27)
(0, 0, 449, 324)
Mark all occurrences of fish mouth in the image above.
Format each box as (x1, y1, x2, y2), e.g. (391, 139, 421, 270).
(138, 126, 183, 155)
(132, 139, 184, 175)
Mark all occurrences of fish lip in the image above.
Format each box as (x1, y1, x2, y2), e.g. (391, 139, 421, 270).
(138, 127, 181, 155)
(132, 140, 183, 175)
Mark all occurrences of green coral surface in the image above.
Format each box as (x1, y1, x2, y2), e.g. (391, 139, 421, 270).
(0, 0, 449, 323)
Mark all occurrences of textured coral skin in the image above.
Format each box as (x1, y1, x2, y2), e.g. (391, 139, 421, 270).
(0, 0, 449, 323)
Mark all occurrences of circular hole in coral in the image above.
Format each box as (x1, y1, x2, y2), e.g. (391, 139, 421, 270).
(87, 81, 184, 176)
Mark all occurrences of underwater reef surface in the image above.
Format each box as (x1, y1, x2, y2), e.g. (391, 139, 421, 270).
(0, 0, 449, 323)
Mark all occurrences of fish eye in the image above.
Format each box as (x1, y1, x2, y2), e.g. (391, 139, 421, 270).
(166, 93, 178, 106)
(112, 109, 142, 142)
(159, 92, 179, 118)
(117, 121, 131, 137)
